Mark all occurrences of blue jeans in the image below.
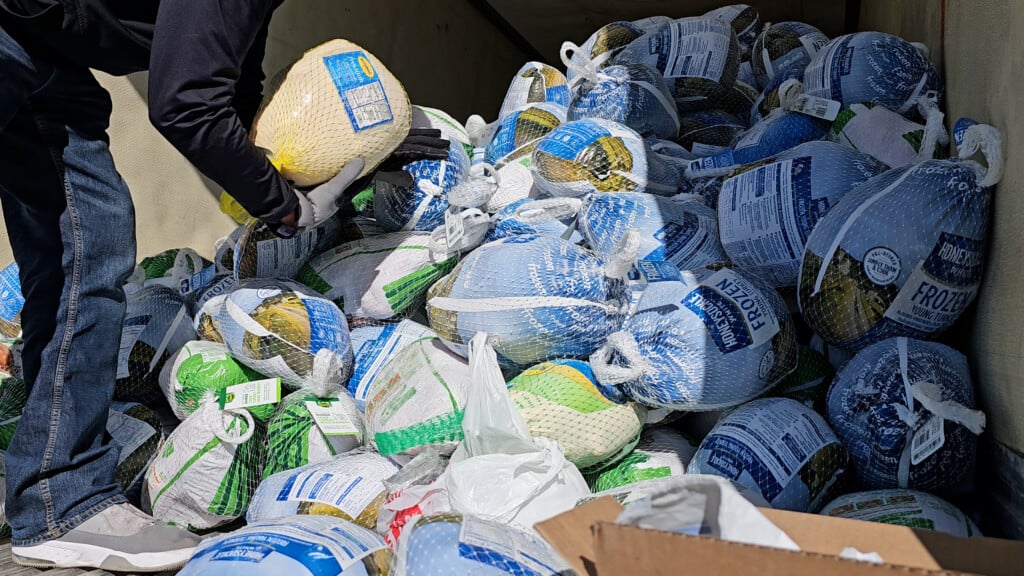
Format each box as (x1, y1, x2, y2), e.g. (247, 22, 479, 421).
(0, 25, 136, 545)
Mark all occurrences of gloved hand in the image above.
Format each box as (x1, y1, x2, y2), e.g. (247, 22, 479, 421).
(270, 129, 450, 237)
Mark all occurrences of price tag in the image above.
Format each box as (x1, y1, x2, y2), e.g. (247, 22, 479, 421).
(789, 94, 841, 121)
(444, 208, 465, 250)
(910, 414, 945, 465)
(218, 378, 281, 410)
(306, 399, 361, 436)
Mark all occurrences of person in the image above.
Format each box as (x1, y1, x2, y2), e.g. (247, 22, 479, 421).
(0, 0, 447, 571)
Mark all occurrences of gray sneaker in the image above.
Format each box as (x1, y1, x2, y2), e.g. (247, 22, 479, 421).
(11, 503, 201, 572)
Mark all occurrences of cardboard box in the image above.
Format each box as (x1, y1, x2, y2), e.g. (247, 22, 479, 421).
(536, 497, 1024, 576)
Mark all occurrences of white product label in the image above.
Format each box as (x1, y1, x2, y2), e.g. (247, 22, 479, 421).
(116, 319, 148, 380)
(107, 410, 157, 465)
(798, 33, 829, 59)
(863, 247, 902, 285)
(665, 19, 732, 81)
(911, 414, 945, 465)
(444, 208, 465, 251)
(691, 142, 727, 157)
(688, 149, 736, 175)
(305, 399, 360, 437)
(279, 462, 392, 519)
(718, 158, 810, 285)
(459, 516, 571, 575)
(218, 378, 281, 410)
(789, 94, 841, 121)
(883, 265, 978, 334)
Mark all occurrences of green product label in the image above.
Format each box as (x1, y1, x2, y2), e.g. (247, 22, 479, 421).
(374, 410, 464, 456)
(591, 451, 673, 492)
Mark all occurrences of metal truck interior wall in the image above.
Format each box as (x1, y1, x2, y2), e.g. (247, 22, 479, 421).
(0, 0, 1020, 535)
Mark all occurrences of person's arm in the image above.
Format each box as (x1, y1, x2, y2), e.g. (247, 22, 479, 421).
(147, 0, 296, 224)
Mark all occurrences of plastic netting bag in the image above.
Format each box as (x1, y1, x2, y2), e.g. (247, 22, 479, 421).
(827, 337, 984, 495)
(580, 474, 770, 510)
(497, 62, 570, 122)
(263, 389, 364, 478)
(830, 101, 949, 168)
(0, 375, 25, 450)
(213, 226, 244, 275)
(484, 103, 566, 168)
(348, 320, 436, 411)
(565, 63, 679, 140)
(532, 118, 686, 198)
(750, 60, 806, 124)
(798, 125, 1001, 350)
(212, 280, 354, 391)
(820, 489, 981, 538)
(253, 39, 412, 187)
(232, 219, 342, 281)
(689, 397, 847, 512)
(159, 340, 272, 421)
(0, 263, 23, 339)
(677, 109, 747, 156)
(364, 335, 471, 457)
(147, 402, 267, 531)
(802, 31, 943, 117)
(190, 273, 237, 319)
(750, 21, 828, 88)
(588, 427, 698, 492)
(297, 232, 457, 321)
(508, 359, 645, 473)
(647, 138, 697, 160)
(374, 138, 470, 233)
(563, 20, 658, 84)
(393, 513, 573, 576)
(612, 17, 740, 112)
(772, 345, 834, 412)
(686, 109, 828, 177)
(592, 264, 797, 411)
(179, 515, 392, 576)
(108, 401, 162, 500)
(577, 191, 728, 270)
(483, 197, 579, 243)
(719, 80, 760, 125)
(718, 140, 888, 287)
(705, 4, 761, 59)
(249, 449, 400, 529)
(116, 285, 196, 403)
(426, 234, 634, 367)
(128, 248, 212, 295)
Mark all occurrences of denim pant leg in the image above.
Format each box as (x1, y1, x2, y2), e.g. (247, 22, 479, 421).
(0, 26, 137, 545)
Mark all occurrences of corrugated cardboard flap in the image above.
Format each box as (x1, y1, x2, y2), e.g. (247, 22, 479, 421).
(538, 497, 1024, 576)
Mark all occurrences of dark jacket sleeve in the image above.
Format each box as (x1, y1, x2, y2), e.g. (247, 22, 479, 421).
(147, 0, 296, 223)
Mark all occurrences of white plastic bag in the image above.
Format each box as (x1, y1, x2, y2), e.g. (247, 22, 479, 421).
(442, 333, 590, 530)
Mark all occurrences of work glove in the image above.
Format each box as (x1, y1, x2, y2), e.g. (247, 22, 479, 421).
(271, 129, 450, 237)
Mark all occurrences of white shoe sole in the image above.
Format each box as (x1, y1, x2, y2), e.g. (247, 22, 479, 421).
(12, 540, 195, 572)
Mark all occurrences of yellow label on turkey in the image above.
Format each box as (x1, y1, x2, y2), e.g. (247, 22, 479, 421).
(358, 56, 375, 79)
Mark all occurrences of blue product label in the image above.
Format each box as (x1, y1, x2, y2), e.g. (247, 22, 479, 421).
(921, 232, 984, 287)
(637, 259, 683, 283)
(953, 118, 979, 148)
(788, 157, 823, 243)
(348, 324, 397, 394)
(458, 543, 547, 576)
(688, 150, 735, 174)
(547, 85, 570, 106)
(212, 544, 273, 563)
(537, 121, 612, 161)
(322, 51, 394, 132)
(180, 265, 217, 296)
(831, 37, 856, 99)
(650, 212, 701, 261)
(701, 434, 783, 502)
(0, 263, 24, 322)
(486, 113, 521, 163)
(195, 533, 342, 575)
(302, 297, 346, 354)
(682, 286, 752, 353)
